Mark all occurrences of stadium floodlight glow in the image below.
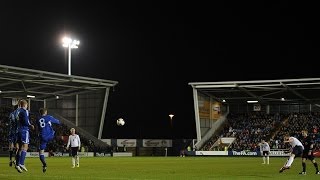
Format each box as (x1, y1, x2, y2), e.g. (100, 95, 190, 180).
(169, 114, 174, 128)
(247, 100, 258, 103)
(62, 37, 80, 76)
(27, 95, 35, 98)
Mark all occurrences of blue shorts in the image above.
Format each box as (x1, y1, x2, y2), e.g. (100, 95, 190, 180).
(8, 132, 17, 144)
(39, 134, 54, 150)
(18, 129, 30, 144)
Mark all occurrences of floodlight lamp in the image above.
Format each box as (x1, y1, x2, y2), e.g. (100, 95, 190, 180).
(73, 40, 80, 45)
(247, 100, 258, 103)
(62, 37, 72, 45)
(61, 36, 80, 76)
(169, 114, 174, 119)
(70, 44, 79, 49)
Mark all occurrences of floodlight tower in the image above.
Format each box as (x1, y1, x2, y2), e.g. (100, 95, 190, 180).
(62, 37, 80, 75)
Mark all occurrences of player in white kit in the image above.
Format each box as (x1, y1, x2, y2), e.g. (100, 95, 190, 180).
(279, 134, 304, 173)
(66, 128, 81, 168)
(260, 139, 270, 164)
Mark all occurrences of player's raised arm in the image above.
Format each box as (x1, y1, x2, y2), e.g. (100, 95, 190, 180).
(48, 115, 60, 125)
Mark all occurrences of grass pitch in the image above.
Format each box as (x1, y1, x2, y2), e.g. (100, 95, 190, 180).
(0, 156, 319, 179)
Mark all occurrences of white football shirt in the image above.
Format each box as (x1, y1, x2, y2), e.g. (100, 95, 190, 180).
(67, 134, 81, 148)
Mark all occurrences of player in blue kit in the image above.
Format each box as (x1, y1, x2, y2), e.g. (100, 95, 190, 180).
(16, 99, 34, 173)
(8, 104, 19, 167)
(37, 107, 60, 173)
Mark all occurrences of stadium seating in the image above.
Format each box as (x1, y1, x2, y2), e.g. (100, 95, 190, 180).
(201, 112, 320, 152)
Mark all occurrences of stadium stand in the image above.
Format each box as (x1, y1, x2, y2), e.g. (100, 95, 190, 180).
(0, 64, 117, 156)
(189, 78, 320, 154)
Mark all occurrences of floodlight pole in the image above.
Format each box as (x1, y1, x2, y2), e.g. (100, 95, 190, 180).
(62, 37, 79, 76)
(68, 45, 72, 76)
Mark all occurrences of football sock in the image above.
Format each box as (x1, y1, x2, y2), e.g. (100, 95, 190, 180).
(9, 150, 13, 161)
(19, 150, 27, 165)
(302, 162, 306, 172)
(285, 156, 294, 167)
(15, 152, 20, 164)
(40, 154, 46, 166)
(72, 157, 75, 166)
(76, 156, 79, 165)
(313, 162, 319, 171)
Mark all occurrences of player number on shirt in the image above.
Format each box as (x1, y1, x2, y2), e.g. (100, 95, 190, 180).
(39, 118, 46, 128)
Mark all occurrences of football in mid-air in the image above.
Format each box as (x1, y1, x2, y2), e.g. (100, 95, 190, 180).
(116, 118, 125, 126)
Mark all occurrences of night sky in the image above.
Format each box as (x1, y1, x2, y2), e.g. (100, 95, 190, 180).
(1, 1, 319, 139)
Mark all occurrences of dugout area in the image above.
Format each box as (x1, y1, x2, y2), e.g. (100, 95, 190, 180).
(0, 64, 118, 147)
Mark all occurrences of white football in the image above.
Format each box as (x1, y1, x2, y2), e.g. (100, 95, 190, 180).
(116, 118, 125, 126)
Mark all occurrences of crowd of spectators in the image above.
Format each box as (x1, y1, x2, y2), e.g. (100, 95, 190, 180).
(272, 112, 320, 150)
(201, 112, 320, 152)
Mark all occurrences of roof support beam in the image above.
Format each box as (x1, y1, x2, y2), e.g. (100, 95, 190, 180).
(280, 82, 311, 102)
(236, 84, 265, 103)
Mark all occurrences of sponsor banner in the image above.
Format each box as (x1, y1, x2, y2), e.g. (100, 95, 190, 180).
(53, 152, 94, 157)
(195, 151, 228, 156)
(26, 152, 48, 157)
(198, 95, 210, 119)
(117, 139, 137, 147)
(100, 139, 111, 146)
(113, 152, 133, 157)
(269, 149, 290, 157)
(53, 152, 65, 157)
(211, 101, 221, 120)
(194, 150, 292, 156)
(142, 139, 172, 147)
(78, 152, 94, 157)
(228, 150, 259, 156)
(95, 152, 112, 157)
